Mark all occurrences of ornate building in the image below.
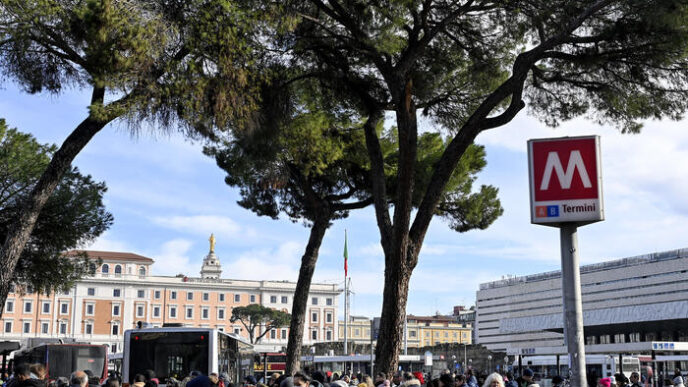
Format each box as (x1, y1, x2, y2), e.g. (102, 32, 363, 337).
(0, 236, 341, 353)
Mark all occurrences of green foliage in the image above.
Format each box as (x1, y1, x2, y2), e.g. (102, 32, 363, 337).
(0, 119, 112, 294)
(0, 0, 277, 135)
(231, 304, 291, 344)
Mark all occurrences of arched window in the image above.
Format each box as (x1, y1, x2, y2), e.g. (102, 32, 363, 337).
(138, 266, 146, 276)
(88, 263, 96, 275)
(102, 264, 109, 274)
(114, 265, 122, 275)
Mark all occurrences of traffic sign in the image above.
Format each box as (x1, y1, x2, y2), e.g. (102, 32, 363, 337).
(528, 136, 604, 225)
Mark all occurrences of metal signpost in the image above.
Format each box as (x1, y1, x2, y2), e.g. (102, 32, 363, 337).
(528, 136, 604, 387)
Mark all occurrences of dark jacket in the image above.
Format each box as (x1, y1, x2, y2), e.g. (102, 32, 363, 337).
(18, 379, 47, 387)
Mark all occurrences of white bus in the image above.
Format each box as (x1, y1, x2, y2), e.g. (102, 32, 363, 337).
(123, 327, 254, 387)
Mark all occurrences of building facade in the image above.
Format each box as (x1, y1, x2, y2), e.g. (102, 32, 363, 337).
(476, 248, 688, 355)
(1, 246, 341, 353)
(337, 314, 472, 349)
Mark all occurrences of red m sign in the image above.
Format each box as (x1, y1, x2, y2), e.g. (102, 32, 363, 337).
(531, 138, 599, 201)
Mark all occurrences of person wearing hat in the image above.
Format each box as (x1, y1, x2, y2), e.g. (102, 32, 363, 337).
(188, 376, 212, 387)
(551, 376, 565, 387)
(597, 378, 611, 387)
(516, 370, 534, 387)
(244, 376, 257, 387)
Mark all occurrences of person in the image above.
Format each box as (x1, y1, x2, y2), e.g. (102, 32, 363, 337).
(504, 374, 516, 387)
(597, 378, 611, 387)
(391, 373, 403, 387)
(465, 371, 477, 387)
(629, 373, 643, 387)
(16, 364, 44, 387)
(103, 379, 120, 387)
(29, 365, 46, 383)
(187, 376, 211, 387)
(456, 375, 467, 387)
(674, 370, 685, 387)
(294, 373, 311, 387)
(515, 370, 533, 387)
(244, 376, 257, 387)
(400, 373, 420, 387)
(482, 374, 504, 387)
(133, 375, 147, 387)
(70, 372, 89, 387)
(551, 376, 565, 387)
(615, 374, 630, 387)
(439, 374, 455, 387)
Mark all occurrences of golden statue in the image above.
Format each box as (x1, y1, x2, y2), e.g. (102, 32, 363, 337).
(209, 233, 216, 253)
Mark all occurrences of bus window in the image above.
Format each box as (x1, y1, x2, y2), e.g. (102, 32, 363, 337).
(128, 331, 210, 383)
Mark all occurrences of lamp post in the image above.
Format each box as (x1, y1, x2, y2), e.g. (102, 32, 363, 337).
(452, 355, 457, 374)
(487, 355, 492, 373)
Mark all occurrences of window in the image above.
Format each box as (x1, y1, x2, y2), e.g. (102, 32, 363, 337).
(26, 286, 34, 294)
(153, 306, 160, 318)
(219, 293, 225, 302)
(137, 290, 145, 298)
(270, 329, 276, 339)
(311, 312, 318, 322)
(136, 305, 145, 318)
(139, 266, 146, 276)
(444, 332, 448, 338)
(185, 307, 193, 319)
(85, 304, 95, 316)
(170, 291, 177, 300)
(201, 308, 209, 320)
(112, 304, 120, 316)
(24, 301, 32, 313)
(60, 302, 69, 315)
(425, 332, 430, 337)
(281, 329, 287, 339)
(62, 289, 70, 295)
(5, 300, 13, 313)
(250, 295, 256, 303)
(8, 284, 15, 293)
(187, 292, 194, 301)
(4, 321, 11, 333)
(85, 323, 93, 335)
(326, 312, 332, 323)
(87, 288, 96, 296)
(113, 289, 121, 297)
(114, 265, 122, 276)
(111, 344, 118, 353)
(355, 328, 360, 336)
(270, 296, 277, 303)
(234, 328, 241, 335)
(41, 322, 49, 334)
(203, 293, 209, 301)
(326, 330, 332, 340)
(169, 306, 177, 318)
(23, 322, 31, 333)
(410, 330, 417, 338)
(102, 264, 109, 274)
(311, 297, 318, 305)
(281, 296, 288, 304)
(311, 330, 318, 340)
(326, 298, 333, 306)
(218, 309, 225, 320)
(59, 322, 67, 335)
(234, 294, 241, 302)
(154, 290, 161, 299)
(111, 324, 119, 336)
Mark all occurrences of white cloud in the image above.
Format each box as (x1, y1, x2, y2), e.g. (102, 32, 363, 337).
(150, 239, 198, 276)
(151, 215, 242, 238)
(85, 233, 131, 252)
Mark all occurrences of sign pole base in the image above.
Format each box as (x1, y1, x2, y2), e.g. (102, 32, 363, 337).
(560, 224, 588, 387)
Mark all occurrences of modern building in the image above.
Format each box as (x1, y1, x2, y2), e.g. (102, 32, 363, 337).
(0, 238, 341, 353)
(338, 314, 472, 348)
(476, 247, 688, 358)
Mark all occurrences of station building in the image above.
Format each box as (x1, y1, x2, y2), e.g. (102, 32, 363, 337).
(0, 240, 341, 353)
(476, 247, 688, 363)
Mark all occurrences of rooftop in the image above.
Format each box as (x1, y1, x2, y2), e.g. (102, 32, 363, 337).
(65, 250, 155, 263)
(479, 247, 688, 290)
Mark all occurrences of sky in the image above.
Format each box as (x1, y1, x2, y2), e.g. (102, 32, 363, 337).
(2, 82, 688, 319)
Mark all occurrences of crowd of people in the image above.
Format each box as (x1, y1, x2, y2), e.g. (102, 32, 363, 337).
(0, 364, 684, 387)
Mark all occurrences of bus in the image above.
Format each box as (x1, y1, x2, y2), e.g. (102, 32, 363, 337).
(516, 355, 641, 387)
(254, 353, 287, 378)
(123, 327, 254, 386)
(12, 343, 108, 383)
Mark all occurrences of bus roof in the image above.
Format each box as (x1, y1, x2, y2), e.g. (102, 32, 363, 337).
(124, 327, 253, 347)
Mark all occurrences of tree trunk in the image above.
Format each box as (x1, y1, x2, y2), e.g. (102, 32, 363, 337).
(0, 88, 108, 319)
(373, 80, 420, 377)
(285, 216, 331, 375)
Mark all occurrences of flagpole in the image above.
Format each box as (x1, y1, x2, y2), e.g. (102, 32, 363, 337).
(343, 230, 348, 362)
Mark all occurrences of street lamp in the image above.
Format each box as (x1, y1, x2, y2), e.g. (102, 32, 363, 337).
(487, 355, 492, 372)
(452, 355, 457, 374)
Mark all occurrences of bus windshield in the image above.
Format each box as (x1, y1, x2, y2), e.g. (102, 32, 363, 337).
(128, 331, 209, 382)
(14, 345, 107, 382)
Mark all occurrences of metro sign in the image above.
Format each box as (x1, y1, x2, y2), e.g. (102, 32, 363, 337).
(528, 136, 604, 225)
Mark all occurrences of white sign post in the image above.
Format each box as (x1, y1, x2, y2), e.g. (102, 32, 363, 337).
(528, 136, 604, 387)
